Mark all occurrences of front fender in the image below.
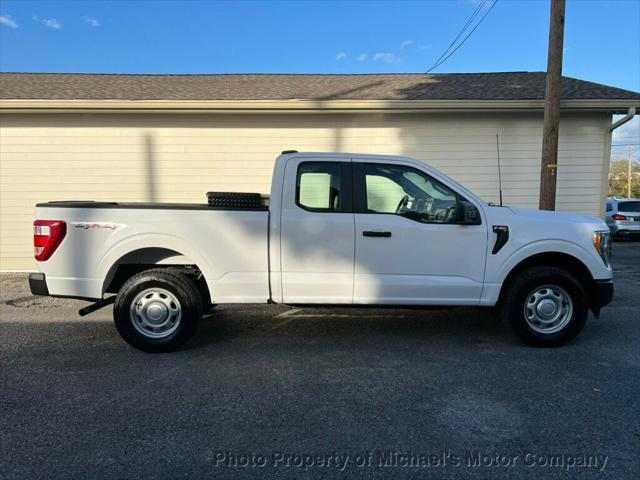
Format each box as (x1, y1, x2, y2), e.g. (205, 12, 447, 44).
(487, 239, 607, 285)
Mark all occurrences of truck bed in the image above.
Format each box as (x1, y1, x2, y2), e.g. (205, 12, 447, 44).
(34, 201, 270, 302)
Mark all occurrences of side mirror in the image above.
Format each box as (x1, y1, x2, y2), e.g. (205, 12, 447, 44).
(455, 200, 481, 225)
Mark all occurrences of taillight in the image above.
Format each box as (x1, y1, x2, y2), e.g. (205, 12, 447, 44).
(33, 220, 66, 261)
(611, 213, 627, 221)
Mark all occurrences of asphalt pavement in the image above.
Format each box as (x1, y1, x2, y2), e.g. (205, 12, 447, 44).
(1, 241, 639, 479)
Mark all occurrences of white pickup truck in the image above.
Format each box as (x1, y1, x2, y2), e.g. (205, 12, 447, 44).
(30, 151, 613, 352)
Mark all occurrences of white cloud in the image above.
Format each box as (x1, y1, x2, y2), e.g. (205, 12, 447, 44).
(0, 14, 18, 28)
(33, 16, 62, 29)
(357, 53, 368, 62)
(83, 16, 100, 27)
(373, 52, 400, 63)
(43, 18, 61, 29)
(400, 40, 413, 49)
(335, 52, 347, 61)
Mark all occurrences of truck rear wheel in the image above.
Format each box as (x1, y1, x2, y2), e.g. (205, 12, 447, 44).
(500, 266, 588, 347)
(113, 269, 203, 352)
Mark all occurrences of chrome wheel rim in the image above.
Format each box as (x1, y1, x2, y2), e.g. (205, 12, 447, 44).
(524, 284, 573, 334)
(130, 288, 182, 339)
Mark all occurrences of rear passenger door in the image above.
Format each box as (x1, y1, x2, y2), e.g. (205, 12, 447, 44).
(279, 157, 355, 303)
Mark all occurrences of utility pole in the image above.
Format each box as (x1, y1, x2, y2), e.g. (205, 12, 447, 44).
(539, 0, 566, 210)
(628, 145, 633, 198)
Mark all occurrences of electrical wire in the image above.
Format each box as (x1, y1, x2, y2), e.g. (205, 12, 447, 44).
(426, 0, 487, 73)
(426, 0, 499, 74)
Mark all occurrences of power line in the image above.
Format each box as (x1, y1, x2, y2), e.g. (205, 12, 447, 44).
(428, 0, 499, 73)
(449, 0, 488, 49)
(426, 0, 499, 74)
(612, 143, 640, 147)
(426, 0, 487, 73)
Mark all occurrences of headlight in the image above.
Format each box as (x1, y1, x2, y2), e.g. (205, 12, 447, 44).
(593, 230, 611, 267)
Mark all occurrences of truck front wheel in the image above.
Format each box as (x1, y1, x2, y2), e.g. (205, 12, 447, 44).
(113, 269, 203, 352)
(500, 266, 588, 347)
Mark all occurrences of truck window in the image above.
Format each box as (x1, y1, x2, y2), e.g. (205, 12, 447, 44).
(296, 162, 342, 212)
(606, 202, 612, 212)
(362, 163, 461, 224)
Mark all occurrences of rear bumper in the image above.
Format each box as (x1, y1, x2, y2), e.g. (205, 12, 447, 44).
(609, 223, 640, 235)
(590, 279, 614, 316)
(29, 272, 49, 296)
(29, 273, 98, 301)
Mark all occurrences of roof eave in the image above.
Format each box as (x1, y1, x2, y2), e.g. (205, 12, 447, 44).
(0, 98, 638, 113)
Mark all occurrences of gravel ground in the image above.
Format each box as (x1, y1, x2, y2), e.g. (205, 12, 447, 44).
(1, 241, 639, 479)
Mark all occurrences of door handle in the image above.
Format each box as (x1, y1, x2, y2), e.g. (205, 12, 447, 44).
(363, 231, 392, 238)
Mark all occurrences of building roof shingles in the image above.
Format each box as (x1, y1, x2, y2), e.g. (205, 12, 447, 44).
(0, 71, 638, 102)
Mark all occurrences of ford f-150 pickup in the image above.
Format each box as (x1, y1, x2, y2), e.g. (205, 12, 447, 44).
(29, 151, 613, 351)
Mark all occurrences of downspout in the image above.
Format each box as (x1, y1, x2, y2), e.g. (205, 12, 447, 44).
(609, 107, 636, 131)
(600, 107, 636, 217)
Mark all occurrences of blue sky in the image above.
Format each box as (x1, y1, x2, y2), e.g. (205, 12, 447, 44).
(1, 0, 638, 146)
(0, 0, 638, 90)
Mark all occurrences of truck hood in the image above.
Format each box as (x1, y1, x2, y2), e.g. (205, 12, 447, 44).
(507, 206, 605, 226)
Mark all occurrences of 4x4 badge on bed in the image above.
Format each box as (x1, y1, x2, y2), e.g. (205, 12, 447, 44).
(72, 222, 120, 230)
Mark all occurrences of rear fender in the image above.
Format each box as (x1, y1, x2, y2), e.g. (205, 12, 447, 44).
(98, 234, 215, 300)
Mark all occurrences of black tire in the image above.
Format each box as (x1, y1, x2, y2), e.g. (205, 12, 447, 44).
(113, 268, 203, 352)
(500, 266, 588, 347)
(182, 269, 214, 312)
(195, 278, 215, 313)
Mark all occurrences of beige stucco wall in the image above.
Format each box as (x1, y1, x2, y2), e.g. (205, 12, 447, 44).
(0, 110, 610, 271)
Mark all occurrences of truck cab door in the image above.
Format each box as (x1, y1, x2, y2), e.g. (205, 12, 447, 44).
(278, 156, 354, 303)
(352, 160, 487, 305)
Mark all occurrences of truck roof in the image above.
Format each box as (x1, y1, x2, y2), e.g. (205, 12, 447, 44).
(277, 151, 412, 162)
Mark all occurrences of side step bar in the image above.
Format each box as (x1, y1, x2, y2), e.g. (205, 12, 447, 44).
(79, 296, 116, 317)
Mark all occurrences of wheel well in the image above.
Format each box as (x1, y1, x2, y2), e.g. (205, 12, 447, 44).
(498, 252, 595, 304)
(103, 248, 211, 305)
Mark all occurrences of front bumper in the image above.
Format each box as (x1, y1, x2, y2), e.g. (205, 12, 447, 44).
(590, 279, 614, 316)
(29, 272, 49, 296)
